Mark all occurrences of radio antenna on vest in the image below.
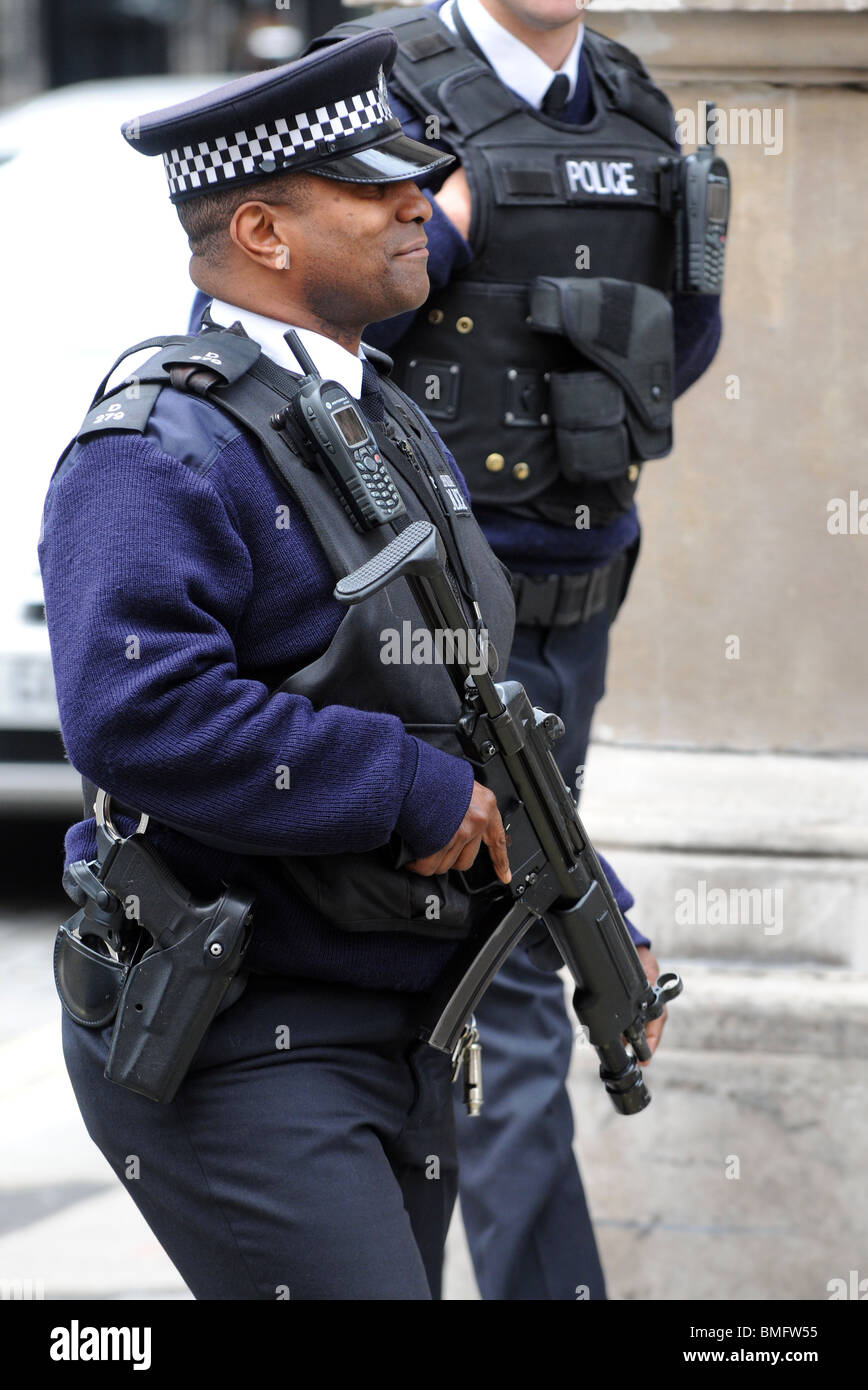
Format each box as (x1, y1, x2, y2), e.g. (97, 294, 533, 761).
(284, 329, 318, 380)
(703, 102, 717, 148)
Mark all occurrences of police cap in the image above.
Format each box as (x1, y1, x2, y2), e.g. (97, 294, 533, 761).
(123, 30, 453, 203)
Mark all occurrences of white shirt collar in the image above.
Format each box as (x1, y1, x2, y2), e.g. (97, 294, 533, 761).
(441, 0, 584, 107)
(207, 298, 364, 398)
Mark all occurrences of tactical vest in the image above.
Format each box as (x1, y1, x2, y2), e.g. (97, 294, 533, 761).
(66, 324, 515, 939)
(315, 8, 680, 527)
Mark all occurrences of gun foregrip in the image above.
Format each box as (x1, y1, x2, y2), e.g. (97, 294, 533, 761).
(546, 880, 649, 1043)
(545, 882, 657, 1115)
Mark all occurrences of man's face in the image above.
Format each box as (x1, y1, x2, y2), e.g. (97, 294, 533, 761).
(277, 175, 433, 331)
(490, 0, 589, 30)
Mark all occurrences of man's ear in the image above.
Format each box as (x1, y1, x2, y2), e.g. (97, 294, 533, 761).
(230, 201, 289, 269)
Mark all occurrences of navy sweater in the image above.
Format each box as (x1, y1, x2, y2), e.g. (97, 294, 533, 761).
(40, 373, 642, 994)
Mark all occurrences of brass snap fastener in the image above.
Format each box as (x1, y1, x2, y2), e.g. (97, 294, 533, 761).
(513, 461, 530, 481)
(485, 452, 506, 472)
(456, 316, 474, 334)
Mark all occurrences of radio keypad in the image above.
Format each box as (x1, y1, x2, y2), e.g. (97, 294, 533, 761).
(355, 448, 402, 517)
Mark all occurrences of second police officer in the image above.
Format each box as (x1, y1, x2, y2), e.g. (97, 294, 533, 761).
(309, 0, 724, 1301)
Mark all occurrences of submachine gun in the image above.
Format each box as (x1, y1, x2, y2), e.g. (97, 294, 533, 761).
(334, 520, 683, 1116)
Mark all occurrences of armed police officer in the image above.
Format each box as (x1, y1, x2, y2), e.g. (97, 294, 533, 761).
(308, 0, 725, 1301)
(40, 31, 520, 1300)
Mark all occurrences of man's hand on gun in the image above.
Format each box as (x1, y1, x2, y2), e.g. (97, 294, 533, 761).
(407, 776, 668, 1065)
(406, 781, 512, 884)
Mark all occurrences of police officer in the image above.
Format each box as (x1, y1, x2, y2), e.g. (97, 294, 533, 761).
(309, 0, 723, 1301)
(39, 31, 519, 1300)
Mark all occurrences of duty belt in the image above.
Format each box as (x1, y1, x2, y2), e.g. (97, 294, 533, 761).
(510, 551, 628, 628)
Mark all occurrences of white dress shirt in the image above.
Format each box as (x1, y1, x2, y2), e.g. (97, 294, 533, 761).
(208, 298, 365, 398)
(440, 0, 584, 106)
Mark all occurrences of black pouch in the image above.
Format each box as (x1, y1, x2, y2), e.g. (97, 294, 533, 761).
(279, 719, 477, 939)
(280, 836, 472, 939)
(530, 276, 674, 483)
(548, 370, 630, 481)
(53, 912, 132, 1029)
(53, 855, 146, 1030)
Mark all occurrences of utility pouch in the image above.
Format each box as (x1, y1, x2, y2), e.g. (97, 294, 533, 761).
(529, 276, 674, 482)
(548, 370, 629, 481)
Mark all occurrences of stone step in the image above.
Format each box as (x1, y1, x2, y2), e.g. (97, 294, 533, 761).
(444, 962, 868, 1301)
(579, 744, 868, 859)
(594, 847, 868, 970)
(450, 742, 868, 1300)
(561, 960, 868, 1301)
(568, 1040, 868, 1302)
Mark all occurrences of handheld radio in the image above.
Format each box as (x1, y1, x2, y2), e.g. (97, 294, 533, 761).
(675, 103, 730, 295)
(272, 329, 407, 533)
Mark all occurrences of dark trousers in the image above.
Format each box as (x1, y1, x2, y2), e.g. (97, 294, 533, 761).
(455, 598, 617, 1300)
(62, 974, 458, 1300)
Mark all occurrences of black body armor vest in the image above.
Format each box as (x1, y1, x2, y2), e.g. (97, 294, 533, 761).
(69, 326, 515, 938)
(316, 8, 680, 527)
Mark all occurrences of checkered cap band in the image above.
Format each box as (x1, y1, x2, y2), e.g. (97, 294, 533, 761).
(162, 81, 394, 197)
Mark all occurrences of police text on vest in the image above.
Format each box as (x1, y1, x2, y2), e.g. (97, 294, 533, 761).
(565, 160, 637, 197)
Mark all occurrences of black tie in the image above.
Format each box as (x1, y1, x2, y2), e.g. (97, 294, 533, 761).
(542, 73, 570, 119)
(359, 358, 386, 425)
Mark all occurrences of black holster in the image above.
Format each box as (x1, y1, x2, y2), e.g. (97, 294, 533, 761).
(54, 834, 254, 1104)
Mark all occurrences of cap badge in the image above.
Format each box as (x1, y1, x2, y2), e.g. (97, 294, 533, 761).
(377, 65, 391, 117)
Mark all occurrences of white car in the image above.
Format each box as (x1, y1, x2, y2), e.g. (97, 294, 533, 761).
(0, 76, 223, 812)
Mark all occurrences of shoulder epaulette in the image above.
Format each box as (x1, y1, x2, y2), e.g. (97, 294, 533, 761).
(75, 330, 262, 443)
(77, 383, 165, 441)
